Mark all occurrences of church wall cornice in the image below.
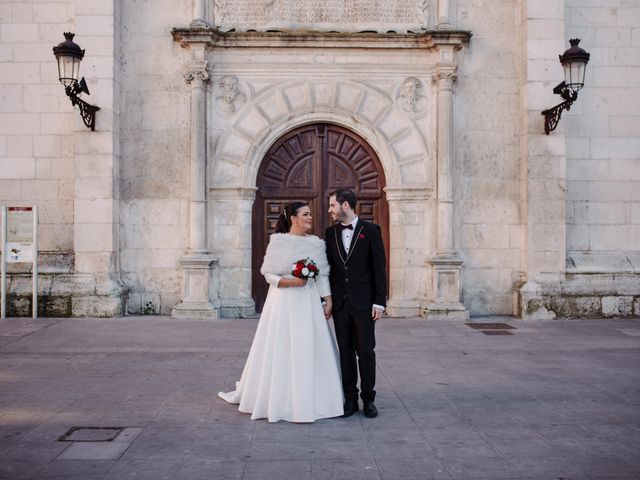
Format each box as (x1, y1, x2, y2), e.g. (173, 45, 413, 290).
(171, 28, 471, 51)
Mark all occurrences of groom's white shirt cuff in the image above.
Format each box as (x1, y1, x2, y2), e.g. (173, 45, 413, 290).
(373, 304, 385, 312)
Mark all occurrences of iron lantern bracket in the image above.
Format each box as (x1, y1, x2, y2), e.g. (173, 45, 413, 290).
(541, 83, 578, 135)
(64, 80, 100, 131)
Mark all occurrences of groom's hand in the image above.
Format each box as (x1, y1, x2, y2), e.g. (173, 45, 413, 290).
(372, 306, 384, 321)
(323, 298, 333, 320)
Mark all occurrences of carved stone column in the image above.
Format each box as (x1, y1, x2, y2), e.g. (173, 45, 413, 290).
(191, 0, 209, 27)
(172, 48, 219, 319)
(425, 61, 468, 320)
(437, 0, 451, 28)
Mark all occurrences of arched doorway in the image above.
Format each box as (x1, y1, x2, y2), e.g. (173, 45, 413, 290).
(252, 123, 389, 312)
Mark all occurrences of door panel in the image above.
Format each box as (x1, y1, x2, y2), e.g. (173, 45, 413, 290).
(252, 123, 388, 312)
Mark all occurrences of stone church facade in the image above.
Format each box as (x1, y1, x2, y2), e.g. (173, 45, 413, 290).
(1, 0, 639, 319)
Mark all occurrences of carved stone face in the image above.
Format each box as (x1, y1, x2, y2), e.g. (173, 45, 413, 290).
(220, 76, 238, 102)
(400, 77, 421, 112)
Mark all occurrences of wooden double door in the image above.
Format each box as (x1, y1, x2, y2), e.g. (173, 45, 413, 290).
(252, 123, 389, 312)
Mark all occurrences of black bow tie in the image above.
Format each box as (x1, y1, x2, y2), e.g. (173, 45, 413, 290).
(338, 223, 353, 231)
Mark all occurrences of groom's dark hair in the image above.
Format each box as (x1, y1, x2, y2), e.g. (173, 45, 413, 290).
(330, 189, 357, 210)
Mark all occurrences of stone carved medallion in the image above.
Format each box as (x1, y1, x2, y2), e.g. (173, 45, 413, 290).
(214, 0, 429, 33)
(215, 76, 246, 113)
(397, 77, 427, 114)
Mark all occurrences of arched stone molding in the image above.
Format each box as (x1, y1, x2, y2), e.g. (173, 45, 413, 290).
(211, 79, 433, 191)
(209, 79, 435, 317)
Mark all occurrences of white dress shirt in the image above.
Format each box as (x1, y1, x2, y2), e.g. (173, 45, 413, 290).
(340, 216, 358, 254)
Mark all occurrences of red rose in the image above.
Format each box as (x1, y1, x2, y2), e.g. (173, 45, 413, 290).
(291, 258, 319, 279)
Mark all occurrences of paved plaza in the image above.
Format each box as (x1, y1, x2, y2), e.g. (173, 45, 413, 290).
(0, 315, 639, 480)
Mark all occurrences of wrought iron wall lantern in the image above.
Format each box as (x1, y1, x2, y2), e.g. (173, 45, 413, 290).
(542, 39, 590, 135)
(52, 32, 100, 131)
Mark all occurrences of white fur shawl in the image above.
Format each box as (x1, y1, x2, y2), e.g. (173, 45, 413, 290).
(260, 233, 331, 298)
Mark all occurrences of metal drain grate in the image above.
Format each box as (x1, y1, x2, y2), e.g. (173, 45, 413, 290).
(465, 323, 515, 330)
(58, 427, 124, 442)
(481, 330, 514, 336)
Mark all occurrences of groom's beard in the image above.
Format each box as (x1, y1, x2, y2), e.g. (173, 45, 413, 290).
(333, 207, 348, 224)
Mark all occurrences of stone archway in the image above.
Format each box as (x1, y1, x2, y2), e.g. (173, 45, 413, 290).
(252, 123, 389, 312)
(208, 79, 441, 318)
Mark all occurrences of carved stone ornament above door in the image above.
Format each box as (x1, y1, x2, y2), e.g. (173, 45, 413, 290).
(214, 0, 429, 33)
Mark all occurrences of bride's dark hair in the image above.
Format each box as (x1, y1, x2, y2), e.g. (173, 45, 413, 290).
(275, 202, 307, 233)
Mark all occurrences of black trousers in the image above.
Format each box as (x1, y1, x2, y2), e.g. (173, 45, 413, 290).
(333, 301, 376, 403)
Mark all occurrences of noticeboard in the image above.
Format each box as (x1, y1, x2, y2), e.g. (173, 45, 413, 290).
(6, 207, 34, 263)
(2, 205, 39, 319)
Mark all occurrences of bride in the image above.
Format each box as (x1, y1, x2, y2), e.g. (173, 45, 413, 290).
(218, 202, 344, 422)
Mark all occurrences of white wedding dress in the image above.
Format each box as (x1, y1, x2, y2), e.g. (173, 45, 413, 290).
(218, 234, 343, 423)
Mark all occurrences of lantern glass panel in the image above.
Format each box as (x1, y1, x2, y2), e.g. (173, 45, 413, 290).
(57, 55, 80, 87)
(564, 61, 586, 92)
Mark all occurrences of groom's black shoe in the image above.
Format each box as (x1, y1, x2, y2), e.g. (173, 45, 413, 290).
(363, 401, 378, 418)
(342, 399, 359, 417)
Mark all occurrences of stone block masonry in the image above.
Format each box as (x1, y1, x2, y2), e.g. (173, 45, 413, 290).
(1, 1, 638, 319)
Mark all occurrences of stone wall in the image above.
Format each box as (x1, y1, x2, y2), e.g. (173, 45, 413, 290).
(560, 0, 640, 317)
(1, 0, 78, 315)
(454, 0, 522, 316)
(118, 0, 192, 315)
(0, 1, 75, 267)
(1, 0, 127, 316)
(565, 1, 640, 257)
(518, 0, 640, 319)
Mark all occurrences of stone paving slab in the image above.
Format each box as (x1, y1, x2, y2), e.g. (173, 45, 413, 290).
(0, 315, 639, 479)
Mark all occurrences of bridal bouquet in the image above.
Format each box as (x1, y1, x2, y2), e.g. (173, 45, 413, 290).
(291, 257, 319, 280)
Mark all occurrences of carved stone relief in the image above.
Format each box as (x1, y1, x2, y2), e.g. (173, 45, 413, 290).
(215, 76, 247, 113)
(214, 0, 429, 33)
(397, 77, 427, 114)
(211, 78, 433, 190)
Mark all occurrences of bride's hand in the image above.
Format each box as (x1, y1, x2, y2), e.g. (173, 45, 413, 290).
(277, 277, 307, 288)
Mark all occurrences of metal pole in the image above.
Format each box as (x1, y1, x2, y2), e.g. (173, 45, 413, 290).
(1, 206, 6, 319)
(32, 206, 38, 319)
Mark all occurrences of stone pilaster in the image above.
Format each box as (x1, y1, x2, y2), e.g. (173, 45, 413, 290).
(437, 0, 451, 28)
(384, 187, 434, 317)
(172, 47, 219, 319)
(517, 0, 568, 320)
(209, 187, 257, 318)
(185, 58, 208, 254)
(191, 0, 209, 27)
(424, 57, 468, 320)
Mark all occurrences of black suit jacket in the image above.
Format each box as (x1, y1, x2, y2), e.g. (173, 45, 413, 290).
(325, 219, 387, 311)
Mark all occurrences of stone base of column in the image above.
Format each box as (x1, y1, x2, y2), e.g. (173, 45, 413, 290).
(423, 254, 469, 320)
(172, 253, 219, 320)
(422, 302, 469, 321)
(172, 301, 218, 319)
(220, 300, 256, 318)
(386, 299, 421, 317)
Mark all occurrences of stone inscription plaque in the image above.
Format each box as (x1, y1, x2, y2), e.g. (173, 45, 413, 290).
(214, 0, 428, 33)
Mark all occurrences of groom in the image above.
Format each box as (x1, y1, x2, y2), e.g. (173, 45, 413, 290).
(325, 189, 387, 418)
